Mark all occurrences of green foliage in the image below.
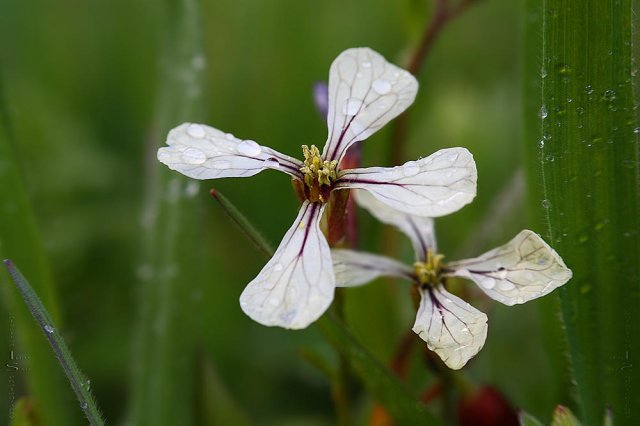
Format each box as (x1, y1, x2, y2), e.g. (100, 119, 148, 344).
(523, 1, 640, 424)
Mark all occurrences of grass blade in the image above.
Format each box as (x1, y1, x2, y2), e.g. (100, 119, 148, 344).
(4, 260, 105, 425)
(525, 1, 640, 423)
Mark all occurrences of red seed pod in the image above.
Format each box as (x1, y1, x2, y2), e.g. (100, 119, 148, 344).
(457, 386, 519, 426)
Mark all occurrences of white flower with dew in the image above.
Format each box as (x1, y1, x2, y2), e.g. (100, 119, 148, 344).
(157, 47, 478, 329)
(332, 190, 572, 368)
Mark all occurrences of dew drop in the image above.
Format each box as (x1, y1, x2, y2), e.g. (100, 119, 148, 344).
(634, 127, 640, 134)
(181, 148, 207, 164)
(539, 105, 548, 119)
(542, 199, 551, 209)
(44, 325, 55, 334)
(343, 98, 363, 115)
(263, 158, 280, 169)
(187, 124, 206, 138)
(541, 67, 547, 78)
(225, 133, 235, 140)
(447, 153, 459, 163)
(81, 402, 88, 410)
(402, 161, 420, 177)
(237, 140, 262, 157)
(480, 277, 496, 290)
(585, 84, 594, 95)
(273, 263, 283, 272)
(212, 160, 231, 170)
(538, 140, 545, 149)
(269, 297, 280, 306)
(372, 79, 392, 95)
(498, 281, 515, 291)
(361, 60, 372, 68)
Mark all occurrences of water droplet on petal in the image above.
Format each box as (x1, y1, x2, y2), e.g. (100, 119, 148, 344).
(273, 263, 283, 272)
(237, 140, 262, 157)
(44, 325, 55, 334)
(212, 160, 231, 170)
(402, 161, 420, 177)
(372, 79, 392, 94)
(361, 61, 372, 68)
(187, 124, 206, 138)
(269, 297, 280, 306)
(225, 133, 235, 140)
(447, 153, 459, 163)
(480, 277, 496, 290)
(263, 158, 280, 169)
(343, 98, 363, 115)
(498, 281, 515, 291)
(181, 148, 207, 164)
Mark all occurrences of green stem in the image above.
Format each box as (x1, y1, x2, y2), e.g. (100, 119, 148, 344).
(4, 260, 105, 426)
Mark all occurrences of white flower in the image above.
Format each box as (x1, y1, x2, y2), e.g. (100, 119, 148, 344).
(157, 47, 478, 329)
(332, 190, 573, 369)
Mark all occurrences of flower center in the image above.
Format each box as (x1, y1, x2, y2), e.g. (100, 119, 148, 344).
(299, 145, 338, 203)
(414, 249, 445, 287)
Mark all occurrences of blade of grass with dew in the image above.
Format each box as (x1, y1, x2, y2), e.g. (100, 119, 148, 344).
(3, 261, 105, 425)
(524, 0, 640, 424)
(129, 0, 208, 424)
(0, 69, 75, 424)
(521, 0, 573, 417)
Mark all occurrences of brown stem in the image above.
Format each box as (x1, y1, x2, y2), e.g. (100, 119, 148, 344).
(390, 0, 481, 165)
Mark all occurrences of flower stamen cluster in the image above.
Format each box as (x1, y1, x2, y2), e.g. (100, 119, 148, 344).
(300, 145, 338, 203)
(414, 249, 445, 288)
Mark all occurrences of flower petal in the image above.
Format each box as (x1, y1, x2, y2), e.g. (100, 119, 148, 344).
(239, 201, 334, 329)
(322, 48, 418, 163)
(332, 249, 415, 287)
(158, 122, 304, 180)
(355, 189, 437, 260)
(413, 285, 488, 370)
(446, 230, 573, 306)
(335, 147, 477, 217)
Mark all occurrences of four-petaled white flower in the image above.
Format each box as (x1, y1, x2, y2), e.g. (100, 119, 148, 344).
(332, 190, 573, 369)
(157, 47, 478, 329)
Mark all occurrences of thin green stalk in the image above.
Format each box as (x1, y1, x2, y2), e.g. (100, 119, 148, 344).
(210, 189, 273, 258)
(3, 260, 105, 426)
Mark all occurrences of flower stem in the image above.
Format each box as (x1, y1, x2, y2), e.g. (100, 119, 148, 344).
(3, 260, 105, 426)
(390, 0, 482, 165)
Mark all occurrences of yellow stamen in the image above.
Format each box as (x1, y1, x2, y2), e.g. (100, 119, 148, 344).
(414, 249, 445, 287)
(299, 145, 338, 203)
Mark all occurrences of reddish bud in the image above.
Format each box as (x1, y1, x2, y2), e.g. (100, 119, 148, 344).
(458, 386, 519, 426)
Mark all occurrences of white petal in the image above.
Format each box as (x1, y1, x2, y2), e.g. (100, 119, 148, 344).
(447, 230, 573, 306)
(335, 147, 477, 217)
(322, 48, 418, 163)
(331, 249, 415, 287)
(413, 285, 488, 370)
(239, 201, 334, 329)
(157, 123, 304, 180)
(355, 189, 437, 260)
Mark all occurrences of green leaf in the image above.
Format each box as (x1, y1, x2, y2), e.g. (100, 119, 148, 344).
(524, 1, 640, 424)
(129, 0, 208, 424)
(317, 315, 442, 425)
(0, 64, 75, 425)
(4, 261, 105, 425)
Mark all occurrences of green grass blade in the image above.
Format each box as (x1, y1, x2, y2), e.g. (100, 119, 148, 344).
(129, 0, 207, 424)
(0, 68, 75, 424)
(527, 1, 640, 424)
(4, 260, 105, 425)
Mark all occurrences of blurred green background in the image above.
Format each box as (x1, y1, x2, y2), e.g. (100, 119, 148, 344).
(0, 0, 567, 424)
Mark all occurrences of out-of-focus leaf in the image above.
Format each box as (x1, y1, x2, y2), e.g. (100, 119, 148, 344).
(317, 315, 441, 425)
(0, 67, 75, 425)
(9, 397, 38, 426)
(129, 0, 207, 424)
